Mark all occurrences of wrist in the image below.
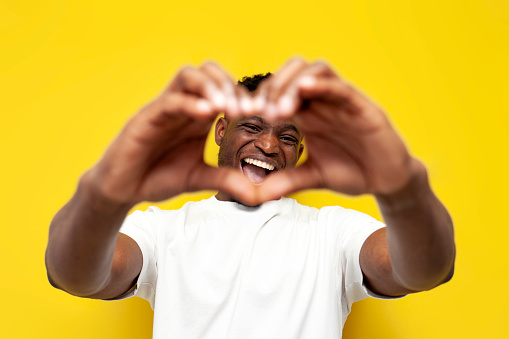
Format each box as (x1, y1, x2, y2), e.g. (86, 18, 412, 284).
(375, 158, 431, 215)
(78, 170, 135, 217)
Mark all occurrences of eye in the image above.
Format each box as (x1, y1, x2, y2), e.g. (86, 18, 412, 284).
(243, 124, 261, 132)
(281, 135, 298, 144)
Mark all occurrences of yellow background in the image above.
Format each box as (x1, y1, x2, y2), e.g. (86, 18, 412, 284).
(1, 0, 507, 337)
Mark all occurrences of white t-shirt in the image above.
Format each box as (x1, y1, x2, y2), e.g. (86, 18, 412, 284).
(119, 196, 386, 339)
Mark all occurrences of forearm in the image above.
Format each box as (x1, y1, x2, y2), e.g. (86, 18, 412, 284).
(375, 159, 455, 291)
(45, 171, 134, 296)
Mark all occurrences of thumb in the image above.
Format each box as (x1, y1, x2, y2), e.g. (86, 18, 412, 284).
(188, 165, 260, 206)
(257, 163, 324, 202)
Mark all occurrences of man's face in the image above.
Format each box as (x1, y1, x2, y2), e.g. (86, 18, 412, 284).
(215, 116, 304, 185)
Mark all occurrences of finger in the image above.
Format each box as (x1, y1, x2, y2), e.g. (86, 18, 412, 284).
(170, 66, 226, 111)
(259, 157, 371, 200)
(290, 105, 338, 135)
(200, 61, 233, 89)
(188, 165, 260, 206)
(252, 86, 268, 116)
(296, 76, 372, 113)
(255, 58, 309, 119)
(236, 84, 255, 117)
(256, 163, 324, 202)
(153, 92, 218, 122)
(274, 61, 336, 119)
(199, 62, 240, 117)
(200, 62, 238, 113)
(265, 57, 309, 102)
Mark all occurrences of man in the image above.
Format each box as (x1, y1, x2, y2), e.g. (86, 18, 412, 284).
(45, 59, 455, 338)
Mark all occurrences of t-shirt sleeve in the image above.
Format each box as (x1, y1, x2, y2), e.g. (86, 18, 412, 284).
(325, 207, 391, 319)
(117, 207, 159, 309)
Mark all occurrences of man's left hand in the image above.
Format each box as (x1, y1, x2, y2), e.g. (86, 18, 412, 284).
(252, 58, 421, 201)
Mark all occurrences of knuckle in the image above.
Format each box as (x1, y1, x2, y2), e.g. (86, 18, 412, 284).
(315, 61, 331, 73)
(200, 60, 218, 70)
(178, 66, 200, 83)
(174, 66, 194, 87)
(314, 60, 328, 69)
(271, 76, 286, 90)
(313, 59, 337, 78)
(178, 65, 194, 76)
(288, 56, 307, 67)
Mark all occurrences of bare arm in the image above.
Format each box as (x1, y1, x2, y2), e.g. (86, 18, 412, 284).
(46, 174, 140, 298)
(45, 63, 256, 299)
(361, 160, 455, 296)
(252, 58, 456, 295)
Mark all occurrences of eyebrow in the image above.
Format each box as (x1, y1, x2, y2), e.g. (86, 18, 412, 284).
(245, 116, 302, 138)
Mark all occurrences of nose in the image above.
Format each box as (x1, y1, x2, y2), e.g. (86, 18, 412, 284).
(254, 132, 280, 155)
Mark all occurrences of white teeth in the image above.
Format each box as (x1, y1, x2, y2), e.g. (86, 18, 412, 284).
(243, 158, 275, 171)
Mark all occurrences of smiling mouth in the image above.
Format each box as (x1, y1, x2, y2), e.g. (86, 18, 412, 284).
(241, 157, 276, 184)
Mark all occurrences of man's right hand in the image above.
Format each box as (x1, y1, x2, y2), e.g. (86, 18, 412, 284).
(46, 63, 258, 299)
(83, 62, 256, 208)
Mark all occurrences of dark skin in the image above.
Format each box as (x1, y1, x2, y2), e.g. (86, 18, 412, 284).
(249, 59, 455, 294)
(215, 115, 304, 202)
(46, 59, 454, 301)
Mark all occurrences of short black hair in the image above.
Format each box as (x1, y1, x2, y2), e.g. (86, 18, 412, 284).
(237, 73, 272, 92)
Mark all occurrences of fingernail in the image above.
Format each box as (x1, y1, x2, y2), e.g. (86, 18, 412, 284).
(266, 103, 277, 119)
(222, 81, 235, 98)
(254, 95, 266, 111)
(278, 95, 294, 115)
(227, 96, 238, 116)
(240, 97, 253, 114)
(212, 91, 226, 109)
(222, 82, 238, 115)
(206, 83, 225, 108)
(298, 76, 316, 88)
(196, 99, 212, 113)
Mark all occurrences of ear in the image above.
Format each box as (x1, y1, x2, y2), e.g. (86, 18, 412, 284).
(215, 117, 228, 146)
